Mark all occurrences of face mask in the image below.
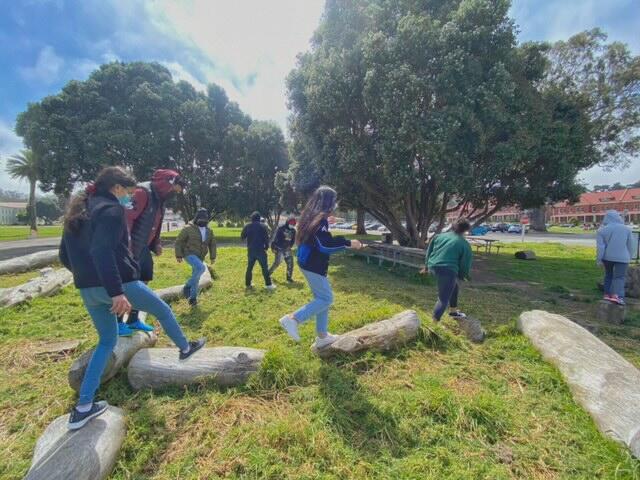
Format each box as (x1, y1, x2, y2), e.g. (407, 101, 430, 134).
(118, 194, 132, 208)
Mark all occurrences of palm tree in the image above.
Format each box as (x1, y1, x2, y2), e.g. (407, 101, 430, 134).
(6, 149, 40, 233)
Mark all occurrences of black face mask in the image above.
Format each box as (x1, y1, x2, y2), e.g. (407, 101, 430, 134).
(195, 220, 208, 227)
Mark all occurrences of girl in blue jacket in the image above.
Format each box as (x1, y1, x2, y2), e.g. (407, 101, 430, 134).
(59, 167, 205, 430)
(279, 186, 362, 349)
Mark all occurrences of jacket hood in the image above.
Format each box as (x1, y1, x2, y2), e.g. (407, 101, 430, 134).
(193, 208, 209, 223)
(603, 210, 623, 225)
(151, 169, 181, 200)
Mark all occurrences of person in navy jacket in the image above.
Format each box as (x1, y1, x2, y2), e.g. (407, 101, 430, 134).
(278, 186, 362, 349)
(59, 166, 204, 430)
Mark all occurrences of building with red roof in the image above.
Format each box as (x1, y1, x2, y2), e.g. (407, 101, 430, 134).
(550, 188, 640, 224)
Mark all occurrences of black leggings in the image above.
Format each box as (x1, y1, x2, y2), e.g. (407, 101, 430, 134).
(246, 251, 272, 287)
(433, 266, 459, 321)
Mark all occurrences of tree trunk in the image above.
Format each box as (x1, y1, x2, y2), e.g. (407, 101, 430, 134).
(312, 310, 420, 358)
(29, 180, 38, 233)
(0, 267, 72, 308)
(518, 310, 640, 458)
(355, 207, 366, 234)
(0, 249, 59, 275)
(127, 346, 265, 390)
(527, 207, 547, 232)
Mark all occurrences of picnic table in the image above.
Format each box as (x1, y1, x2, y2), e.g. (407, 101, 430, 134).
(466, 236, 502, 254)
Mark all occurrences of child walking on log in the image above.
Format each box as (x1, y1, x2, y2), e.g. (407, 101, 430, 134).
(59, 167, 205, 430)
(175, 208, 217, 306)
(279, 186, 362, 349)
(421, 218, 473, 321)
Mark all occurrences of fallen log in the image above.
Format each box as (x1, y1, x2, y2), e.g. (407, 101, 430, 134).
(518, 310, 640, 458)
(24, 406, 125, 480)
(68, 331, 157, 392)
(312, 309, 420, 358)
(0, 268, 72, 308)
(155, 268, 212, 302)
(0, 249, 59, 275)
(127, 346, 265, 390)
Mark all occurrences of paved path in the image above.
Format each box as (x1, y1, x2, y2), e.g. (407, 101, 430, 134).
(0, 237, 61, 261)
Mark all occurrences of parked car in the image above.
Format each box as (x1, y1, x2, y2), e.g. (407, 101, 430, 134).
(490, 223, 510, 232)
(508, 224, 523, 234)
(470, 225, 489, 236)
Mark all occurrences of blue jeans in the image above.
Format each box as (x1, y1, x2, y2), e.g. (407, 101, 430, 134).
(432, 266, 459, 321)
(603, 260, 628, 298)
(77, 281, 189, 404)
(293, 268, 333, 335)
(185, 255, 206, 300)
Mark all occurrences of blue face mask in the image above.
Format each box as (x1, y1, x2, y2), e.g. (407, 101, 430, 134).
(118, 194, 132, 208)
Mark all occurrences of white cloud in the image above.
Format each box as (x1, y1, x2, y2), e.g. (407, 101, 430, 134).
(579, 162, 640, 187)
(161, 61, 207, 92)
(0, 120, 28, 193)
(19, 45, 65, 83)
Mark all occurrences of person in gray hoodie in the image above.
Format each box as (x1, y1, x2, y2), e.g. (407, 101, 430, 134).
(596, 210, 635, 305)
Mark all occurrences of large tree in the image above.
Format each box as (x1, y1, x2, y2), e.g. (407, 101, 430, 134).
(15, 61, 286, 221)
(5, 149, 40, 233)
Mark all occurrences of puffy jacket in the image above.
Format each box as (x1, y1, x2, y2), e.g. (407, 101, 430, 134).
(597, 210, 635, 264)
(297, 218, 350, 276)
(241, 220, 270, 253)
(175, 223, 217, 261)
(59, 192, 139, 297)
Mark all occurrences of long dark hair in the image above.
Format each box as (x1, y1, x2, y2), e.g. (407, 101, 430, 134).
(296, 186, 337, 245)
(64, 166, 137, 234)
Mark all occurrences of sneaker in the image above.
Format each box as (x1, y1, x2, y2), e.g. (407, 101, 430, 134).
(279, 315, 300, 342)
(127, 319, 154, 332)
(179, 338, 206, 360)
(68, 401, 108, 430)
(265, 284, 277, 291)
(312, 333, 339, 349)
(188, 297, 198, 307)
(449, 310, 467, 319)
(182, 285, 191, 299)
(610, 295, 626, 306)
(603, 294, 613, 301)
(118, 322, 133, 337)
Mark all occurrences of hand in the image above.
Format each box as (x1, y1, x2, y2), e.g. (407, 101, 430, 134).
(350, 239, 363, 250)
(177, 257, 183, 263)
(419, 267, 428, 275)
(154, 245, 163, 256)
(110, 294, 131, 316)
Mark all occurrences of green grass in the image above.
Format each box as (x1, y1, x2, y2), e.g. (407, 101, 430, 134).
(548, 226, 595, 235)
(487, 242, 600, 294)
(1, 247, 639, 479)
(0, 225, 63, 241)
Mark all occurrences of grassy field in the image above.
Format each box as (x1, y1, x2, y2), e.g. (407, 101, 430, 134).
(1, 247, 640, 479)
(548, 226, 595, 235)
(0, 225, 63, 241)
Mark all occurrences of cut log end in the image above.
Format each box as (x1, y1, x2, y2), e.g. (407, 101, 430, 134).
(312, 310, 420, 358)
(597, 300, 626, 325)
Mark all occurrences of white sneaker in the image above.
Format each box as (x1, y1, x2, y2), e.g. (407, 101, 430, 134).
(313, 333, 339, 349)
(279, 315, 300, 342)
(265, 284, 277, 291)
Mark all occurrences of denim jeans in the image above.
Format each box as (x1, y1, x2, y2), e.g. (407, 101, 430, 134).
(432, 266, 459, 321)
(185, 255, 207, 300)
(603, 260, 628, 298)
(246, 250, 272, 287)
(77, 280, 189, 404)
(293, 268, 333, 335)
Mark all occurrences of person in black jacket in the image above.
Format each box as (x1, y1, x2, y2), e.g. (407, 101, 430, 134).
(241, 211, 275, 289)
(278, 186, 362, 349)
(268, 216, 297, 282)
(59, 166, 205, 430)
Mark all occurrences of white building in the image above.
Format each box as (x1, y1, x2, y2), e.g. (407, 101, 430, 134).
(0, 202, 27, 225)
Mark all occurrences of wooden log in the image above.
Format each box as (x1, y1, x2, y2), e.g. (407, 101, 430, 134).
(127, 346, 265, 390)
(155, 268, 212, 302)
(597, 300, 626, 324)
(24, 406, 125, 480)
(312, 310, 420, 358)
(514, 250, 536, 260)
(0, 268, 72, 308)
(0, 249, 59, 275)
(68, 331, 157, 392)
(518, 310, 640, 458)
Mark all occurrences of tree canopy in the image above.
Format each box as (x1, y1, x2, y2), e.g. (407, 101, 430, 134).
(15, 61, 287, 222)
(286, 0, 639, 246)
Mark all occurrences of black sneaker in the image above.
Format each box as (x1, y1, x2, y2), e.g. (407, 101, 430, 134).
(68, 401, 108, 430)
(449, 310, 467, 319)
(188, 297, 198, 307)
(180, 338, 206, 360)
(182, 285, 191, 299)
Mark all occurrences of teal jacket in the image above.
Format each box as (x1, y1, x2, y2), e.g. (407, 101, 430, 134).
(425, 232, 473, 279)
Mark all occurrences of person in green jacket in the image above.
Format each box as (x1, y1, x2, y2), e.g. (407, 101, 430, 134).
(421, 218, 473, 321)
(175, 208, 217, 306)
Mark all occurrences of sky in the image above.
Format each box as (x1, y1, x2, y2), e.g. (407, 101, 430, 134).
(0, 0, 638, 193)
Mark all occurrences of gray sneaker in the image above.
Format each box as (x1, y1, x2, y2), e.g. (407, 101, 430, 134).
(68, 401, 108, 430)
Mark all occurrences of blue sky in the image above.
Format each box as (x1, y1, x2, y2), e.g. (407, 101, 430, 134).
(1, 0, 638, 192)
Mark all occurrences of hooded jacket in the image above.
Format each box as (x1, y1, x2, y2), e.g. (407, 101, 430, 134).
(127, 169, 181, 258)
(596, 210, 635, 264)
(175, 211, 217, 261)
(297, 218, 351, 276)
